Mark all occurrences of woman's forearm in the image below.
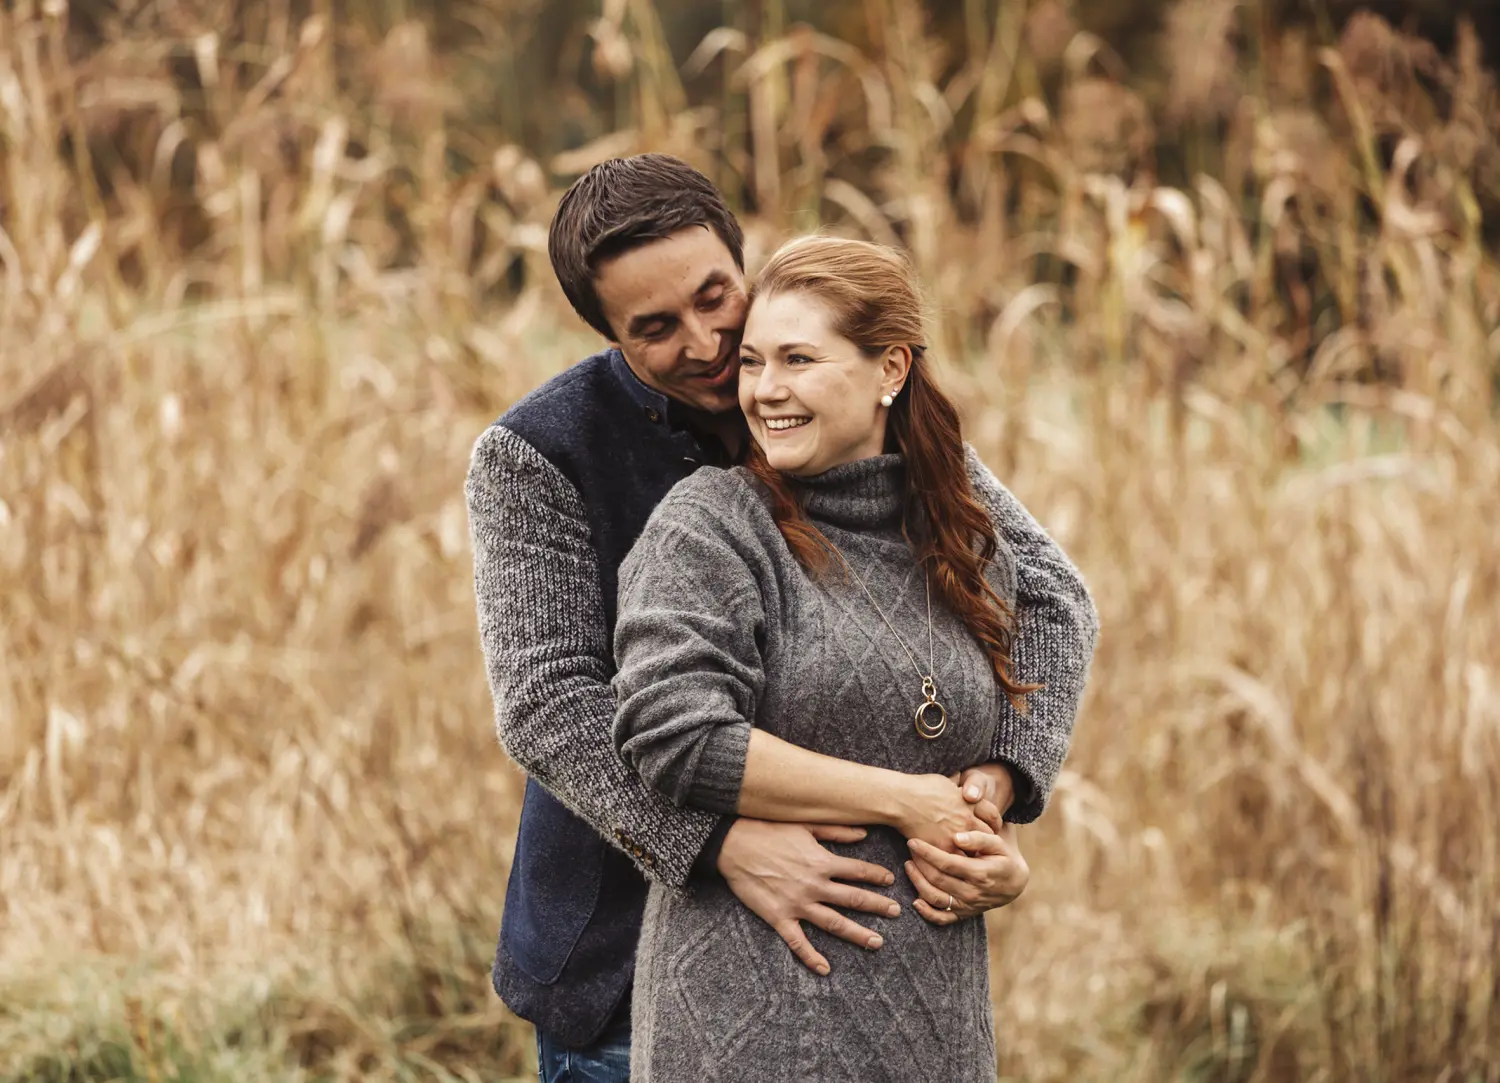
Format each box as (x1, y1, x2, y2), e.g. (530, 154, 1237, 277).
(735, 729, 913, 827)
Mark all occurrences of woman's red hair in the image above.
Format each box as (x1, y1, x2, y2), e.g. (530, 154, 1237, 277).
(744, 236, 1037, 709)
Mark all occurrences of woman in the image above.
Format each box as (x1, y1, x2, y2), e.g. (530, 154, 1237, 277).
(612, 237, 1037, 1082)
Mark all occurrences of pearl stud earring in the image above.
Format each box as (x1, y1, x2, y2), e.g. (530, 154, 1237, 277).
(880, 393, 894, 407)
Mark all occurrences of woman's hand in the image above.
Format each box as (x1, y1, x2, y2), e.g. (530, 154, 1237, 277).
(889, 774, 995, 853)
(904, 823, 1029, 924)
(955, 762, 1016, 821)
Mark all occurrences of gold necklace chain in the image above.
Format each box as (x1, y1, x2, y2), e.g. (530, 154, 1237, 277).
(825, 544, 949, 740)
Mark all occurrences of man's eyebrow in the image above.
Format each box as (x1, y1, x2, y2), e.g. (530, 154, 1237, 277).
(624, 272, 732, 338)
(693, 270, 731, 296)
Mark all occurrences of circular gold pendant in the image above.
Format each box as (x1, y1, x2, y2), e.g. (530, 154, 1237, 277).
(914, 699, 947, 739)
(914, 676, 947, 740)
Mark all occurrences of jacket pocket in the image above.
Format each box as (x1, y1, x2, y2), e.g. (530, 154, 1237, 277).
(499, 780, 606, 985)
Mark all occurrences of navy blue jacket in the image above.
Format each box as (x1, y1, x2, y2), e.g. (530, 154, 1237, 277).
(468, 349, 735, 1045)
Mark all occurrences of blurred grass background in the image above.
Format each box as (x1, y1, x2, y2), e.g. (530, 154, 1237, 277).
(2, 0, 1498, 1080)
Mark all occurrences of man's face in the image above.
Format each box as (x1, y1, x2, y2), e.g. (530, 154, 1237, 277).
(593, 226, 748, 414)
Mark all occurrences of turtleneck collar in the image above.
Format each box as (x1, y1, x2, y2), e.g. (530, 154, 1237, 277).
(789, 454, 906, 531)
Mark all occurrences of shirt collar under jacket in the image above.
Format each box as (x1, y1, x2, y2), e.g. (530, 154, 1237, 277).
(607, 347, 745, 468)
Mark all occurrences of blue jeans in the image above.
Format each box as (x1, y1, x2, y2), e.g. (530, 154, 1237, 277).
(535, 1016, 631, 1083)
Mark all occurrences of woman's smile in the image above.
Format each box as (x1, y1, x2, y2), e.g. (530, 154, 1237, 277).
(763, 416, 812, 432)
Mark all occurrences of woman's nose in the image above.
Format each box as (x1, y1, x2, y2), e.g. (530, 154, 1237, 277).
(754, 366, 789, 401)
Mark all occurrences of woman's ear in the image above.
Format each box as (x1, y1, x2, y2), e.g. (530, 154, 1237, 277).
(880, 344, 913, 396)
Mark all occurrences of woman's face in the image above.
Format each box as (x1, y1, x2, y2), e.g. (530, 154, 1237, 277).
(738, 290, 907, 477)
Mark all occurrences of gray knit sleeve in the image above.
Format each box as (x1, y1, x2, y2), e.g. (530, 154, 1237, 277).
(612, 477, 765, 816)
(465, 424, 722, 889)
(966, 445, 1100, 823)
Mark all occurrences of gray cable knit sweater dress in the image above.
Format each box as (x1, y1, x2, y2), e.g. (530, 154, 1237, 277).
(612, 454, 1020, 1083)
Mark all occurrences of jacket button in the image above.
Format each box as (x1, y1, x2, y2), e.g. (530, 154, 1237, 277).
(645, 407, 661, 423)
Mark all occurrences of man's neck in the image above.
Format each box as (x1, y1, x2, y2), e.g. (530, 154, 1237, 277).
(702, 411, 747, 461)
(672, 402, 747, 461)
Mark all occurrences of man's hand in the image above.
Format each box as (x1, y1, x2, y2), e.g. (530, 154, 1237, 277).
(718, 819, 901, 976)
(904, 824, 1030, 925)
(957, 762, 1017, 823)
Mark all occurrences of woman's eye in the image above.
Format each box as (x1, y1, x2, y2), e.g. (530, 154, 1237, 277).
(739, 354, 762, 367)
(699, 293, 724, 311)
(788, 353, 813, 365)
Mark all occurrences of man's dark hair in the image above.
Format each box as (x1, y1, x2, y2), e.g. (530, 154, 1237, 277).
(548, 154, 745, 340)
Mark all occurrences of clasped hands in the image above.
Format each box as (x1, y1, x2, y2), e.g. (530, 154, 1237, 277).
(903, 763, 1030, 927)
(716, 763, 1030, 975)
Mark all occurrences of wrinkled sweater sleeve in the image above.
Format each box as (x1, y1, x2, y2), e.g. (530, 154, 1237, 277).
(466, 424, 723, 890)
(612, 482, 765, 817)
(966, 445, 1100, 823)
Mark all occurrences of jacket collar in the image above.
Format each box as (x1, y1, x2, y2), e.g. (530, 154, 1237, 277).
(606, 347, 748, 451)
(607, 348, 671, 417)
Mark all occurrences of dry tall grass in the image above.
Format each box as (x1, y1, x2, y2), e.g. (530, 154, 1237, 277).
(2, 2, 1498, 1081)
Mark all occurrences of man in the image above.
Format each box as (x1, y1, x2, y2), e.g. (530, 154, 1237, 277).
(466, 154, 1098, 1082)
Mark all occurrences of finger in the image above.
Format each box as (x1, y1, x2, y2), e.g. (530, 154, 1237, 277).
(958, 767, 994, 804)
(775, 920, 831, 976)
(999, 822, 1022, 851)
(904, 858, 957, 912)
(908, 837, 980, 877)
(954, 829, 1011, 856)
(971, 801, 1003, 833)
(912, 897, 962, 925)
(823, 883, 902, 919)
(963, 812, 998, 837)
(809, 824, 869, 844)
(803, 903, 884, 951)
(826, 855, 897, 888)
(909, 857, 977, 903)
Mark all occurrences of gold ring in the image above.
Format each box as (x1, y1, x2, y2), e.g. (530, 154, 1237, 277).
(944, 894, 954, 911)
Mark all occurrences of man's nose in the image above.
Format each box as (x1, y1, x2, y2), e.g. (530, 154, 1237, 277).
(682, 313, 720, 362)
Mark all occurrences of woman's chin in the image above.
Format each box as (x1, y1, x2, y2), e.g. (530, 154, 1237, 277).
(769, 452, 831, 478)
(765, 450, 807, 475)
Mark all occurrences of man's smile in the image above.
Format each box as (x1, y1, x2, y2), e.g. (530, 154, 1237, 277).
(690, 354, 738, 388)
